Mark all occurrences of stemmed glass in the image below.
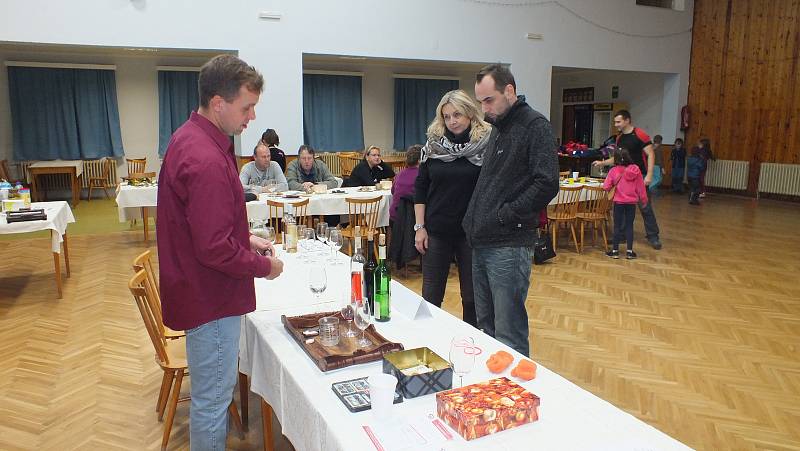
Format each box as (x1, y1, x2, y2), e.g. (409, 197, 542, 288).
(316, 222, 329, 247)
(308, 266, 327, 301)
(327, 228, 343, 265)
(298, 227, 314, 263)
(353, 299, 373, 348)
(265, 180, 279, 195)
(340, 290, 357, 338)
(449, 336, 480, 387)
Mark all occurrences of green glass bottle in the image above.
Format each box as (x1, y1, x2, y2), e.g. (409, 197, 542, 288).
(374, 233, 391, 322)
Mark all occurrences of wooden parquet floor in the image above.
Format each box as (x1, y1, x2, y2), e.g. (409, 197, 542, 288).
(1, 193, 799, 450)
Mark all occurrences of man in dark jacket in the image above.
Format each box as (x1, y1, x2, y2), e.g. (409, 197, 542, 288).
(463, 64, 559, 356)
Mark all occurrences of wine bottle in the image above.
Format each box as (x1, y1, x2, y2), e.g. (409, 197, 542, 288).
(350, 226, 365, 305)
(374, 233, 391, 322)
(364, 231, 377, 313)
(284, 203, 298, 253)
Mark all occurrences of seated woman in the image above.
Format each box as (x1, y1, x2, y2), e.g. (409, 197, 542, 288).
(239, 142, 288, 201)
(389, 145, 422, 223)
(343, 145, 395, 187)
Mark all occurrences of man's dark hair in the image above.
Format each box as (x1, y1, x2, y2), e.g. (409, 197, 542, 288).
(261, 129, 279, 147)
(614, 147, 634, 166)
(614, 109, 632, 121)
(253, 142, 268, 156)
(405, 145, 422, 166)
(674, 138, 684, 145)
(653, 135, 663, 144)
(476, 64, 516, 92)
(298, 144, 315, 157)
(198, 54, 264, 108)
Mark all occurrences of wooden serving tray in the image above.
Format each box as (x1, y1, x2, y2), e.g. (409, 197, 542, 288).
(281, 310, 404, 372)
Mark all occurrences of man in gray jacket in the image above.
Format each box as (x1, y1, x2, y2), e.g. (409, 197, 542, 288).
(463, 64, 559, 356)
(285, 145, 338, 191)
(240, 142, 288, 200)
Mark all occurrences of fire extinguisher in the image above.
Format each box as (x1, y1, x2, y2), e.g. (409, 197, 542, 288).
(680, 105, 690, 130)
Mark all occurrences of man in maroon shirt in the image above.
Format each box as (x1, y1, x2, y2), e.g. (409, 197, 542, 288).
(157, 54, 283, 450)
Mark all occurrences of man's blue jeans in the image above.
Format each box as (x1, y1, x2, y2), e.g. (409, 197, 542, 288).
(472, 246, 533, 356)
(185, 315, 241, 451)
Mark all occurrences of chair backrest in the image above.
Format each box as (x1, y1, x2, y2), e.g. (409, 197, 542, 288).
(550, 185, 583, 217)
(132, 250, 164, 337)
(0, 159, 10, 181)
(338, 153, 360, 178)
(346, 196, 382, 234)
(128, 269, 170, 366)
(267, 198, 311, 233)
(126, 158, 147, 175)
(102, 158, 114, 178)
(580, 185, 611, 215)
(246, 201, 269, 225)
(127, 172, 157, 180)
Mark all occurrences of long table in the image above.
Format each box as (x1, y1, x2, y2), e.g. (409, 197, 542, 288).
(238, 247, 690, 451)
(0, 201, 75, 298)
(27, 160, 83, 206)
(250, 187, 393, 228)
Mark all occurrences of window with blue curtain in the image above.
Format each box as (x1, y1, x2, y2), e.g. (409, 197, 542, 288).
(302, 74, 364, 151)
(393, 77, 459, 150)
(158, 70, 200, 156)
(8, 65, 125, 161)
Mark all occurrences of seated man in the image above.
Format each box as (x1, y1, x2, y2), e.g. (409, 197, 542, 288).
(343, 145, 395, 187)
(286, 145, 338, 191)
(240, 142, 288, 201)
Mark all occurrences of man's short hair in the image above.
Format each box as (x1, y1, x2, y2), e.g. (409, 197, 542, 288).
(674, 138, 684, 144)
(253, 142, 268, 156)
(476, 64, 516, 92)
(406, 145, 422, 166)
(653, 135, 663, 144)
(298, 145, 315, 157)
(614, 109, 632, 121)
(198, 54, 264, 108)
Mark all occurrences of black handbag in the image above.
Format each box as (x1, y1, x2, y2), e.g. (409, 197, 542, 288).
(533, 229, 556, 264)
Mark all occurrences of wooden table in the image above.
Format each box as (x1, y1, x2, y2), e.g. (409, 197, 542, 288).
(0, 201, 75, 298)
(28, 160, 83, 207)
(115, 184, 157, 241)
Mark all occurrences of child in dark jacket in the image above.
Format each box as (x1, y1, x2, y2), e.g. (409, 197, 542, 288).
(603, 147, 648, 259)
(670, 138, 686, 193)
(687, 147, 706, 205)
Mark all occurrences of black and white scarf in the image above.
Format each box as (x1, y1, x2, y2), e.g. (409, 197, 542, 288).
(421, 129, 491, 166)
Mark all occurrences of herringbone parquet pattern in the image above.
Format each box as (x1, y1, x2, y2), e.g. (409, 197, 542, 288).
(1, 193, 798, 450)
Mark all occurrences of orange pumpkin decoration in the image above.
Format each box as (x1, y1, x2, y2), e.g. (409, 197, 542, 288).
(486, 350, 514, 373)
(510, 359, 537, 381)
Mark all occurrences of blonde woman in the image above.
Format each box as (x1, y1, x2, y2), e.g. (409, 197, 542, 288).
(343, 145, 395, 187)
(413, 89, 495, 327)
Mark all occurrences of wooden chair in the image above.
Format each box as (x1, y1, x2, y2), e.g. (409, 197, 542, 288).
(238, 155, 254, 172)
(0, 159, 11, 181)
(338, 152, 360, 178)
(547, 185, 583, 253)
(126, 158, 147, 176)
(132, 250, 184, 341)
(125, 171, 157, 181)
(87, 158, 115, 201)
(576, 185, 611, 253)
(128, 270, 243, 451)
(342, 195, 382, 255)
(267, 198, 310, 242)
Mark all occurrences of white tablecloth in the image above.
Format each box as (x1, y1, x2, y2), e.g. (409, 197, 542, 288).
(115, 184, 157, 221)
(549, 181, 604, 205)
(238, 249, 690, 451)
(27, 160, 83, 180)
(0, 201, 75, 252)
(252, 187, 393, 227)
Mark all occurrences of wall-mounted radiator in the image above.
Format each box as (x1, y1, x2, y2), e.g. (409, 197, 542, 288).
(758, 163, 800, 197)
(704, 160, 749, 191)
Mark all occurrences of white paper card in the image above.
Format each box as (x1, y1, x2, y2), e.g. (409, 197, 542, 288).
(363, 415, 452, 451)
(391, 280, 432, 320)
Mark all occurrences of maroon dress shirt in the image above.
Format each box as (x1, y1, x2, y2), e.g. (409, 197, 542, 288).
(157, 112, 271, 331)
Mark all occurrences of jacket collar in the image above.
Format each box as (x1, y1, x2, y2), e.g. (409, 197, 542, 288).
(190, 111, 234, 156)
(494, 95, 527, 130)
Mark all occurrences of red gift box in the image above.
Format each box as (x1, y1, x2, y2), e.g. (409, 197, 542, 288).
(435, 377, 540, 441)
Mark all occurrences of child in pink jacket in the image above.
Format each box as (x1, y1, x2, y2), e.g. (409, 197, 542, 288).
(603, 147, 648, 259)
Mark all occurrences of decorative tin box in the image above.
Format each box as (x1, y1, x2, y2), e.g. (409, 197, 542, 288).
(435, 377, 540, 441)
(382, 347, 452, 398)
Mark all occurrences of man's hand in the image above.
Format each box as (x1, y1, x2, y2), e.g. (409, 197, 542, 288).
(644, 174, 652, 186)
(414, 229, 429, 255)
(301, 181, 314, 191)
(264, 256, 284, 280)
(250, 235, 274, 256)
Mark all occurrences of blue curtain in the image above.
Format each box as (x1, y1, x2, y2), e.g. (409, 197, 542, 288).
(8, 66, 124, 160)
(393, 78, 458, 150)
(303, 74, 364, 151)
(158, 70, 199, 156)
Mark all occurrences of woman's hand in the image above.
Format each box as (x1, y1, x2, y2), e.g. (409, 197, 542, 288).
(414, 228, 429, 255)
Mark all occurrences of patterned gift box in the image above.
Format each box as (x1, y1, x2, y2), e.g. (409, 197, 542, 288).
(382, 347, 452, 399)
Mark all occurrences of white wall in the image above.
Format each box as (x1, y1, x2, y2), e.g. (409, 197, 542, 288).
(0, 0, 694, 156)
(550, 68, 679, 145)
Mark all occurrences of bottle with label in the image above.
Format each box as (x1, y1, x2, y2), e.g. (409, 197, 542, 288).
(350, 226, 365, 305)
(284, 203, 298, 253)
(374, 233, 391, 322)
(364, 231, 377, 314)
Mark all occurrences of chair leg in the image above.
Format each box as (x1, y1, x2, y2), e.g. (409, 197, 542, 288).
(229, 401, 245, 438)
(156, 370, 172, 413)
(158, 370, 175, 420)
(238, 371, 249, 431)
(87, 186, 93, 202)
(551, 221, 558, 250)
(162, 368, 184, 451)
(579, 220, 585, 254)
(600, 220, 609, 251)
(570, 222, 580, 254)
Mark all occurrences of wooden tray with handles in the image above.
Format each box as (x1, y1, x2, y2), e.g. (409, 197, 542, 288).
(281, 310, 404, 372)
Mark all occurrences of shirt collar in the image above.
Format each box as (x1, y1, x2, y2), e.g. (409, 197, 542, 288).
(190, 111, 234, 155)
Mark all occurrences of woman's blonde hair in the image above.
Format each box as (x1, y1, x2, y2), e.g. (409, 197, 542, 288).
(426, 89, 490, 142)
(363, 145, 381, 159)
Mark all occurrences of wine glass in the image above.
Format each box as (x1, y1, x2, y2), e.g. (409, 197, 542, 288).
(300, 227, 317, 263)
(353, 299, 373, 348)
(328, 228, 343, 265)
(308, 266, 327, 301)
(263, 226, 276, 247)
(316, 222, 329, 247)
(266, 180, 278, 195)
(449, 336, 479, 388)
(340, 290, 357, 338)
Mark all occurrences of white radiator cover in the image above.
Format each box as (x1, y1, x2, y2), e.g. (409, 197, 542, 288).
(758, 163, 800, 196)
